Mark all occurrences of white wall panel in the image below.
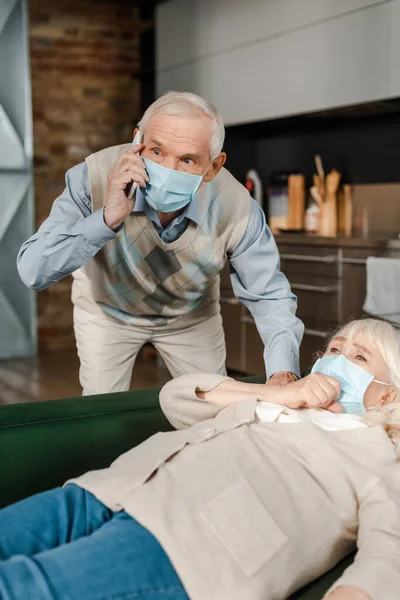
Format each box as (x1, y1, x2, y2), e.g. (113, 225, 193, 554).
(388, 0, 400, 97)
(157, 2, 390, 125)
(0, 0, 32, 158)
(0, 0, 35, 359)
(157, 0, 386, 70)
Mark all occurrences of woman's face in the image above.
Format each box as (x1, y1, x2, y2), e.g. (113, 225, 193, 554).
(325, 330, 393, 409)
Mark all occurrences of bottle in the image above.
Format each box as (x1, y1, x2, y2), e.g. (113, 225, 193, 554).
(304, 203, 319, 234)
(245, 169, 263, 207)
(267, 171, 289, 234)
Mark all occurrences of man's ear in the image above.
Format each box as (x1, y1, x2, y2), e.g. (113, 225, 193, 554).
(133, 127, 144, 141)
(203, 152, 226, 183)
(378, 386, 398, 407)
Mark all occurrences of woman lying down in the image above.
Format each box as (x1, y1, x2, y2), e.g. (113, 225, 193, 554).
(1, 318, 400, 600)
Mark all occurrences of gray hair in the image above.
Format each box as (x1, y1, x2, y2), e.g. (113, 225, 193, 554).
(328, 318, 400, 450)
(137, 91, 225, 160)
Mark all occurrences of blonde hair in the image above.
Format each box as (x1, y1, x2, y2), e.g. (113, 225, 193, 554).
(137, 91, 225, 160)
(328, 318, 400, 448)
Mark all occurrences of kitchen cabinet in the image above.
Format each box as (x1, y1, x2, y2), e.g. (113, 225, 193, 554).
(242, 313, 265, 376)
(388, 0, 400, 98)
(157, 0, 390, 125)
(157, 0, 383, 72)
(220, 297, 243, 372)
(220, 236, 400, 377)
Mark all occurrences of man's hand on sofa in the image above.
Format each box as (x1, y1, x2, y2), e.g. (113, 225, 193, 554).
(324, 585, 370, 600)
(267, 371, 298, 385)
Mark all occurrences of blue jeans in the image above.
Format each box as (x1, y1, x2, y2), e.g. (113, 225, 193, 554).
(0, 485, 188, 600)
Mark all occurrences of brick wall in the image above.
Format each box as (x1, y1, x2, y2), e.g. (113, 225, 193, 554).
(29, 0, 151, 351)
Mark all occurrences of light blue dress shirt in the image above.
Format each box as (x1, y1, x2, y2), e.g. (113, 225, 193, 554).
(17, 162, 304, 377)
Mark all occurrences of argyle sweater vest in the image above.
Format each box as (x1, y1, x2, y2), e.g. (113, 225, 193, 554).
(71, 144, 250, 327)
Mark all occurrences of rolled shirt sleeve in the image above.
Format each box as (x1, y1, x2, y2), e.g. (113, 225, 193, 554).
(159, 373, 233, 429)
(229, 200, 304, 378)
(17, 162, 117, 290)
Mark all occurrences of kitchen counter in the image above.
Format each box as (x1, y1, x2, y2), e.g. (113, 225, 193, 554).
(274, 233, 400, 249)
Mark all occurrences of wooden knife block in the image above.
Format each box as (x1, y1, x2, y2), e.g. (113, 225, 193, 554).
(318, 193, 337, 237)
(337, 185, 352, 237)
(317, 171, 341, 237)
(287, 174, 305, 230)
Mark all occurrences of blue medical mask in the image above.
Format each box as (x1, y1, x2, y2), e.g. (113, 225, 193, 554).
(311, 354, 389, 414)
(141, 157, 208, 213)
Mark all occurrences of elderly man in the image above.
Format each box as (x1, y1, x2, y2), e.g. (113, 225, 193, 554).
(18, 91, 303, 395)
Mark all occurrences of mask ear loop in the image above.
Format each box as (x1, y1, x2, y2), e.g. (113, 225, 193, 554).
(192, 162, 212, 198)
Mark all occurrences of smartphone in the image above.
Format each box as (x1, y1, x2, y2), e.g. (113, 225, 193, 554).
(127, 130, 142, 200)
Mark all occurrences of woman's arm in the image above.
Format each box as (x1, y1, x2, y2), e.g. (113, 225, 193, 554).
(325, 467, 400, 600)
(197, 374, 341, 410)
(159, 373, 233, 429)
(325, 587, 369, 600)
(160, 372, 341, 429)
(195, 379, 278, 405)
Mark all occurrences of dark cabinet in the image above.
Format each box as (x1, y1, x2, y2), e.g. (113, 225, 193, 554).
(220, 298, 243, 372)
(242, 316, 265, 376)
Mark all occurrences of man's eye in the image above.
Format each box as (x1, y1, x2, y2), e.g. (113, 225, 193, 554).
(153, 149, 161, 156)
(182, 158, 192, 165)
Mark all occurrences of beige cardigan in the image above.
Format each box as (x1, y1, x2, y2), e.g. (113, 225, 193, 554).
(70, 374, 400, 600)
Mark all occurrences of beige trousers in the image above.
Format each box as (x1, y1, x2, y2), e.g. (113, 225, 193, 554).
(73, 306, 227, 395)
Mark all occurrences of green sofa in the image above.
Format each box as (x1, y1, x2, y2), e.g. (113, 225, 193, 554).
(0, 380, 353, 599)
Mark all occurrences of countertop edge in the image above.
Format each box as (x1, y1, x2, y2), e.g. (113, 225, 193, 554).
(274, 234, 400, 249)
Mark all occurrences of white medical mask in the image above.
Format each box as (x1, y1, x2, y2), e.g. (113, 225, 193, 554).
(311, 354, 390, 414)
(141, 157, 209, 213)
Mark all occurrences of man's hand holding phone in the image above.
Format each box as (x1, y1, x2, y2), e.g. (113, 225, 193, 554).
(104, 133, 148, 231)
